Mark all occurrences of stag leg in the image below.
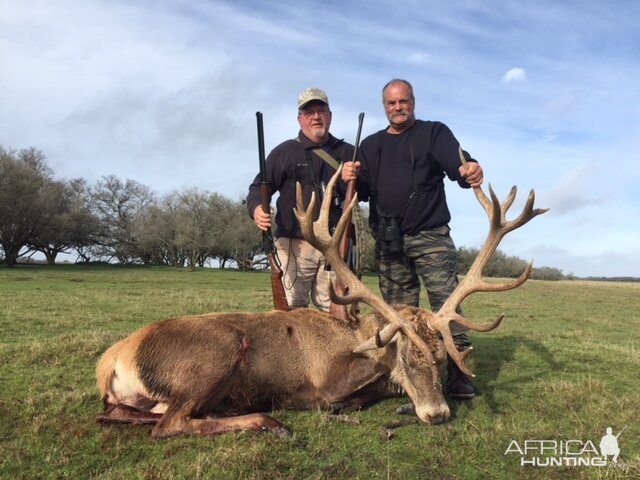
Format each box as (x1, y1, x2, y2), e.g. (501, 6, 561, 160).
(96, 403, 163, 425)
(151, 399, 287, 438)
(328, 379, 391, 413)
(316, 354, 388, 411)
(153, 414, 287, 438)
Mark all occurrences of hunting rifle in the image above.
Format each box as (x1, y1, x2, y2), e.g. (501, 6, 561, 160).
(256, 112, 289, 311)
(329, 112, 365, 321)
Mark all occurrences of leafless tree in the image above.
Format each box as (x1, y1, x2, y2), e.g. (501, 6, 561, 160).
(135, 198, 184, 266)
(210, 199, 261, 270)
(27, 178, 100, 264)
(90, 175, 155, 263)
(0, 147, 52, 266)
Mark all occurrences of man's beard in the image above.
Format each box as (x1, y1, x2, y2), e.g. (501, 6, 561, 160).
(309, 125, 327, 140)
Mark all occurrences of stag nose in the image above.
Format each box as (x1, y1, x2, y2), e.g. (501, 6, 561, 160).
(428, 414, 450, 425)
(416, 404, 451, 426)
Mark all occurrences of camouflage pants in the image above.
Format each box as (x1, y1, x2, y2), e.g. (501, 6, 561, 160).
(377, 225, 469, 340)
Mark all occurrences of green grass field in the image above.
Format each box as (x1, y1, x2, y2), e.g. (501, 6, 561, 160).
(1, 265, 638, 479)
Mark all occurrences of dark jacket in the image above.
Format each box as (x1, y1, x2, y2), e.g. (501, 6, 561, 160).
(247, 131, 355, 239)
(356, 120, 475, 236)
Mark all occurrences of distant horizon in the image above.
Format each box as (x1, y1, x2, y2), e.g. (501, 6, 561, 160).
(11, 252, 640, 282)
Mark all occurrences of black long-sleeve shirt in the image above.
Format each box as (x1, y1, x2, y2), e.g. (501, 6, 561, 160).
(247, 131, 355, 239)
(356, 120, 475, 235)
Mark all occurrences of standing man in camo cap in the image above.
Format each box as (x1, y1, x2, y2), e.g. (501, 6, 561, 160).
(247, 88, 356, 311)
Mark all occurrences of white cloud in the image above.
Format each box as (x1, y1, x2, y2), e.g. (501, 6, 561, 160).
(502, 67, 527, 83)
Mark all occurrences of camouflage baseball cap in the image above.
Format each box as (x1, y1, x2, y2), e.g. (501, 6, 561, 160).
(298, 88, 329, 109)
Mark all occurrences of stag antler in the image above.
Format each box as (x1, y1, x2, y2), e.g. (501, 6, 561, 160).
(431, 150, 550, 376)
(293, 168, 442, 377)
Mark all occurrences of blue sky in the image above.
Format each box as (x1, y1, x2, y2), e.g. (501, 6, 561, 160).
(1, 0, 639, 277)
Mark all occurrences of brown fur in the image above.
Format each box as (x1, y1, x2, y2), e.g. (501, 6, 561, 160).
(96, 306, 449, 437)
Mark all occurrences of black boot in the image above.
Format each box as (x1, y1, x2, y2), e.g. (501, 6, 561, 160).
(446, 357, 475, 399)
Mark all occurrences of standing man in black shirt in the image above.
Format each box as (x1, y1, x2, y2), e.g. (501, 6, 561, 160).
(341, 78, 483, 398)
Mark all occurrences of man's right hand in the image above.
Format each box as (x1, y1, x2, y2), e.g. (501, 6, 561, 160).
(342, 161, 360, 182)
(253, 206, 272, 231)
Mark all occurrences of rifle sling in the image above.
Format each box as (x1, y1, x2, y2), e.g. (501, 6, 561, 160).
(293, 137, 341, 170)
(311, 148, 340, 170)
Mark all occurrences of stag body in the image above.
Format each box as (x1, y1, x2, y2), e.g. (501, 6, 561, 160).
(97, 306, 448, 437)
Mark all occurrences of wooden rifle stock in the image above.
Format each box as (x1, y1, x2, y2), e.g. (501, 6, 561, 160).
(329, 112, 364, 321)
(257, 112, 289, 311)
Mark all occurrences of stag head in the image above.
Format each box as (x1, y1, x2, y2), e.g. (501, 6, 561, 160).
(294, 164, 548, 423)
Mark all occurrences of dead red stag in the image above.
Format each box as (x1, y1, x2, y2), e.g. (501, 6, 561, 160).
(95, 168, 547, 437)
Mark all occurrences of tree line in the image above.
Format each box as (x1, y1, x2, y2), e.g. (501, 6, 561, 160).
(1, 146, 568, 280)
(0, 146, 262, 270)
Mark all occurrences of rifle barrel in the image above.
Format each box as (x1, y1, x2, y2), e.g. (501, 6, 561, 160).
(351, 112, 365, 164)
(256, 112, 267, 183)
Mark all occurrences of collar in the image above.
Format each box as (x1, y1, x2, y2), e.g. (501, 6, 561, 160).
(386, 118, 418, 135)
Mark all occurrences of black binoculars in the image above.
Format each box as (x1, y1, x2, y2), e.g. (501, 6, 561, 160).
(378, 214, 404, 254)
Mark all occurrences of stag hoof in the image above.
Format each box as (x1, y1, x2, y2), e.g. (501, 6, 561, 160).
(446, 359, 476, 399)
(271, 426, 293, 438)
(395, 403, 416, 416)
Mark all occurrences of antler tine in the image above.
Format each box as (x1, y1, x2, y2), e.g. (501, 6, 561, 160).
(294, 185, 324, 248)
(319, 165, 342, 246)
(295, 169, 441, 373)
(441, 329, 476, 377)
(501, 185, 518, 220)
(471, 186, 492, 214)
(430, 181, 548, 376)
(503, 189, 549, 234)
(487, 184, 503, 231)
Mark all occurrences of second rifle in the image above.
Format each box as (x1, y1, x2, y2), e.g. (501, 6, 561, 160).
(329, 112, 365, 321)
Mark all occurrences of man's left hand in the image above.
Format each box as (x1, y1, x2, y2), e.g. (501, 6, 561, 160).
(459, 162, 484, 188)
